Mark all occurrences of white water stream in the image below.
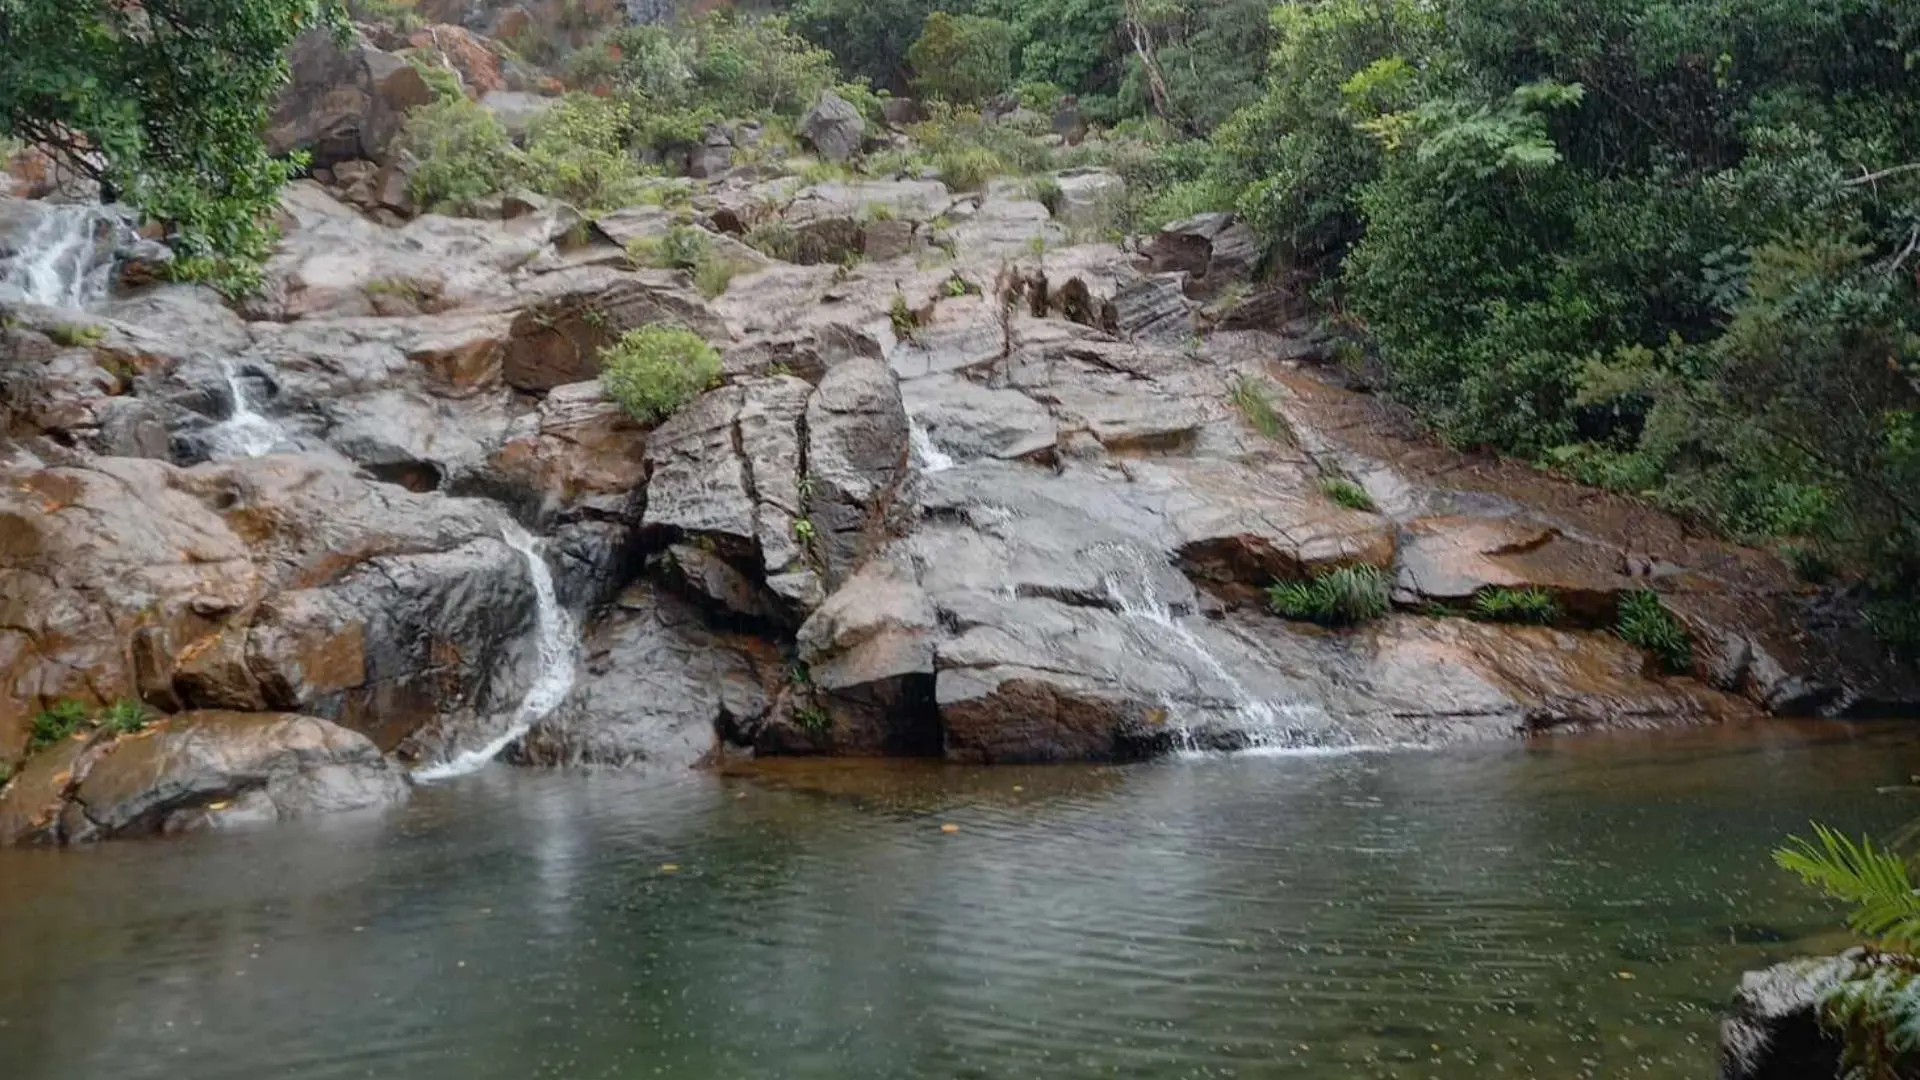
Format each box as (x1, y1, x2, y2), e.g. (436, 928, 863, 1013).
(413, 521, 579, 781)
(909, 417, 956, 473)
(205, 360, 289, 459)
(0, 203, 133, 309)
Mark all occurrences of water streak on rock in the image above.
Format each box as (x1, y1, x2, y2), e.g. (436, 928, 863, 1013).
(413, 521, 579, 781)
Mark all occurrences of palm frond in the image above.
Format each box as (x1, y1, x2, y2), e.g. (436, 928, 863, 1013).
(1777, 824, 1920, 950)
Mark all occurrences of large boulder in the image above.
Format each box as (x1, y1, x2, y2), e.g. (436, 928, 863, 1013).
(1718, 954, 1855, 1080)
(514, 584, 774, 768)
(0, 453, 542, 764)
(798, 91, 866, 164)
(503, 267, 727, 392)
(1147, 213, 1263, 297)
(0, 711, 408, 846)
(267, 31, 435, 168)
(1049, 169, 1127, 234)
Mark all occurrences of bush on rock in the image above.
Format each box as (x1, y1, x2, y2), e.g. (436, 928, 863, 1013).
(600, 327, 722, 425)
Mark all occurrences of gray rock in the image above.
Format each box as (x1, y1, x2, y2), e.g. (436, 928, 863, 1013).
(515, 585, 771, 768)
(798, 91, 866, 164)
(806, 357, 909, 582)
(0, 711, 408, 846)
(1050, 169, 1126, 234)
(1719, 954, 1855, 1080)
(1148, 212, 1264, 297)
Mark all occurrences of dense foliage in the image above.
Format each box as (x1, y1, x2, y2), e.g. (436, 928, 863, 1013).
(0, 0, 346, 293)
(908, 13, 1016, 105)
(1180, 0, 1920, 599)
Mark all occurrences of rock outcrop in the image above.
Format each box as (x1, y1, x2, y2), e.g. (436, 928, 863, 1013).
(0, 711, 408, 846)
(4, 78, 1917, 846)
(1718, 954, 1855, 1080)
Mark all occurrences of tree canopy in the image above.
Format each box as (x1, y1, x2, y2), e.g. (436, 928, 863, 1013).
(0, 0, 344, 292)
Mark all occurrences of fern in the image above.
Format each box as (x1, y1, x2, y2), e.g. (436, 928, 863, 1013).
(1776, 825, 1920, 951)
(1778, 824, 1920, 1079)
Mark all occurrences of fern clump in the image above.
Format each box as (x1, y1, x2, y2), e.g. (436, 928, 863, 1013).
(1616, 590, 1692, 672)
(1267, 565, 1391, 626)
(1320, 477, 1376, 512)
(1776, 824, 1920, 1079)
(1471, 586, 1560, 625)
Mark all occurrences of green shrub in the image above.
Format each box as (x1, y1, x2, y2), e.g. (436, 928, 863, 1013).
(406, 54, 465, 102)
(744, 221, 800, 262)
(399, 96, 519, 213)
(100, 699, 149, 736)
(908, 12, 1015, 105)
(1229, 377, 1291, 442)
(599, 326, 722, 424)
(932, 146, 1005, 192)
(49, 323, 105, 347)
(523, 94, 648, 213)
(1267, 565, 1391, 626)
(1320, 477, 1375, 512)
(1029, 174, 1063, 215)
(28, 700, 90, 753)
(1616, 591, 1692, 673)
(794, 703, 832, 733)
(1471, 587, 1559, 625)
(693, 253, 739, 299)
(889, 294, 918, 341)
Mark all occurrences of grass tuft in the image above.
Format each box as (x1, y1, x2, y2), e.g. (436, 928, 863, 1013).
(1267, 566, 1391, 626)
(1616, 590, 1693, 673)
(1470, 586, 1560, 625)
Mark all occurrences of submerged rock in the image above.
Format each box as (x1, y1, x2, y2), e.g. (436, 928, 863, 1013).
(0, 711, 408, 846)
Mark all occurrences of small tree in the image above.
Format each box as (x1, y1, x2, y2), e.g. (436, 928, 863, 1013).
(0, 0, 350, 293)
(908, 13, 1016, 105)
(599, 327, 722, 424)
(398, 96, 519, 213)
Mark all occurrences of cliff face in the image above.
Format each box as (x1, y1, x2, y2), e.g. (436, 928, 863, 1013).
(0, 21, 1913, 843)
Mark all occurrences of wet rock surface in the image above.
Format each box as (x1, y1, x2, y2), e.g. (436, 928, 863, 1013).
(3, 118, 1915, 844)
(0, 711, 408, 846)
(1718, 953, 1854, 1080)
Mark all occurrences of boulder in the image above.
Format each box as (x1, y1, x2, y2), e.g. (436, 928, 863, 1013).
(0, 711, 408, 846)
(502, 267, 726, 392)
(514, 584, 774, 768)
(406, 24, 505, 96)
(798, 91, 866, 164)
(267, 31, 435, 168)
(483, 379, 647, 522)
(1147, 212, 1264, 297)
(882, 98, 928, 127)
(1718, 954, 1855, 1080)
(1050, 169, 1126, 233)
(793, 555, 940, 755)
(0, 454, 541, 763)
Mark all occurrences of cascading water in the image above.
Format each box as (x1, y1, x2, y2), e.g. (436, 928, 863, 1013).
(1099, 550, 1276, 746)
(909, 417, 956, 473)
(0, 202, 134, 310)
(204, 360, 289, 460)
(413, 521, 579, 781)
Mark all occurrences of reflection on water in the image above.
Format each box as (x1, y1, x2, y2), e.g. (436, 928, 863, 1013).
(2, 722, 1917, 1080)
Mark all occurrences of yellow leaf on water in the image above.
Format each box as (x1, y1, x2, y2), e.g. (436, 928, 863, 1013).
(659, 863, 680, 873)
(1615, 971, 1636, 980)
(207, 801, 231, 812)
(940, 823, 960, 834)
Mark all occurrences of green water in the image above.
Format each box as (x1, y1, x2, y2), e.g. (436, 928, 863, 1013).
(2, 723, 1916, 1080)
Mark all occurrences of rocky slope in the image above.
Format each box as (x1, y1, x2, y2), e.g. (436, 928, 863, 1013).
(0, 26, 1913, 844)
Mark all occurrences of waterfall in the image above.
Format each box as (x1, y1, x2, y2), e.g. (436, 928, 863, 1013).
(0, 203, 133, 310)
(909, 417, 956, 474)
(413, 521, 579, 781)
(205, 360, 289, 460)
(1099, 553, 1280, 747)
